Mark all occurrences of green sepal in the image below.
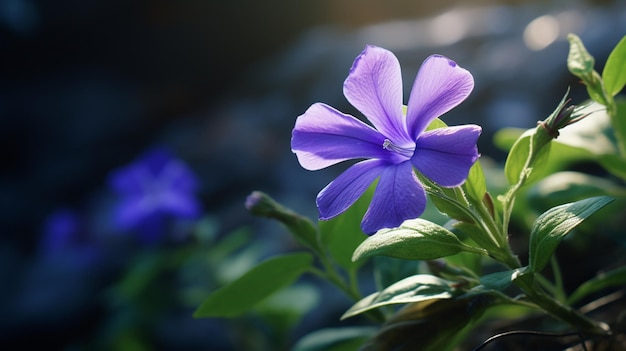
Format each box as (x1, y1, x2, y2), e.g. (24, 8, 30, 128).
(193, 252, 313, 318)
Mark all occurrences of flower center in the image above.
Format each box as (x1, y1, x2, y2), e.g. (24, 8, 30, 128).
(382, 139, 414, 158)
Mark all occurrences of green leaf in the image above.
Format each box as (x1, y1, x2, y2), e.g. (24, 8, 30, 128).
(566, 34, 609, 105)
(598, 153, 626, 180)
(602, 35, 626, 96)
(193, 253, 313, 318)
(450, 222, 499, 253)
(611, 98, 626, 158)
(480, 268, 528, 291)
(429, 188, 475, 223)
(360, 293, 499, 351)
(373, 256, 420, 293)
(504, 129, 551, 186)
(494, 127, 525, 150)
(245, 191, 321, 253)
(529, 171, 624, 212)
(319, 185, 373, 271)
(342, 274, 458, 319)
(567, 33, 595, 77)
(293, 327, 377, 351)
(464, 160, 487, 203)
(585, 71, 610, 106)
(352, 219, 487, 262)
(528, 196, 614, 273)
(568, 266, 626, 305)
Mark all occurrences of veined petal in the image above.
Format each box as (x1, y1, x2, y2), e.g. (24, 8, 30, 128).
(412, 125, 481, 187)
(361, 161, 426, 235)
(343, 45, 411, 145)
(406, 55, 474, 140)
(291, 103, 388, 170)
(317, 159, 387, 220)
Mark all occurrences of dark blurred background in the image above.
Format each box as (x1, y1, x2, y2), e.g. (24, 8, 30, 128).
(1, 0, 624, 349)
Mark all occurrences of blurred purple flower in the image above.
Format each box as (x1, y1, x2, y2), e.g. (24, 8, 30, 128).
(291, 45, 481, 234)
(108, 147, 202, 242)
(40, 208, 99, 266)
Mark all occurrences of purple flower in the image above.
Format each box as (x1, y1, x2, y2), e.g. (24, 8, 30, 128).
(108, 147, 202, 242)
(40, 208, 100, 266)
(291, 45, 481, 234)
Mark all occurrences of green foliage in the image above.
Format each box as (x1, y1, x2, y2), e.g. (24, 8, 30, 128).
(373, 256, 420, 293)
(612, 98, 626, 157)
(464, 161, 487, 203)
(567, 34, 609, 106)
(194, 253, 313, 318)
(318, 185, 372, 271)
(479, 268, 528, 291)
(504, 129, 551, 186)
(602, 35, 626, 97)
(568, 266, 626, 304)
(359, 293, 498, 351)
(342, 274, 460, 319)
(428, 187, 475, 223)
(352, 219, 487, 262)
(495, 105, 626, 181)
(246, 191, 322, 254)
(528, 196, 614, 273)
(451, 222, 499, 254)
(528, 171, 625, 211)
(567, 33, 595, 76)
(293, 327, 377, 351)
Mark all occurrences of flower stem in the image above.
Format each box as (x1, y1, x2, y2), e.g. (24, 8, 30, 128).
(515, 274, 610, 336)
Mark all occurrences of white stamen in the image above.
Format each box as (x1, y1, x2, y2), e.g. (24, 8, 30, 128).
(382, 139, 414, 158)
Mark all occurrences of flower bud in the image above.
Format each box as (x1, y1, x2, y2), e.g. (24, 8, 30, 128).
(245, 191, 321, 252)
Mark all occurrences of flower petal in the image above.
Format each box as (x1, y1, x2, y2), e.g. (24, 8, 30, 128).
(161, 160, 200, 193)
(108, 165, 144, 195)
(343, 45, 411, 145)
(160, 192, 202, 218)
(291, 103, 388, 170)
(412, 125, 481, 187)
(361, 161, 426, 235)
(317, 159, 387, 220)
(406, 55, 474, 140)
(114, 197, 151, 229)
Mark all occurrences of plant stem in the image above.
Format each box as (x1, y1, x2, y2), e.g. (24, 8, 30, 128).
(515, 274, 610, 336)
(313, 250, 387, 323)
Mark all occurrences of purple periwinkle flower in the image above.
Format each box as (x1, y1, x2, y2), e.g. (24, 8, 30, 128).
(108, 147, 202, 242)
(40, 208, 100, 266)
(291, 45, 481, 235)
